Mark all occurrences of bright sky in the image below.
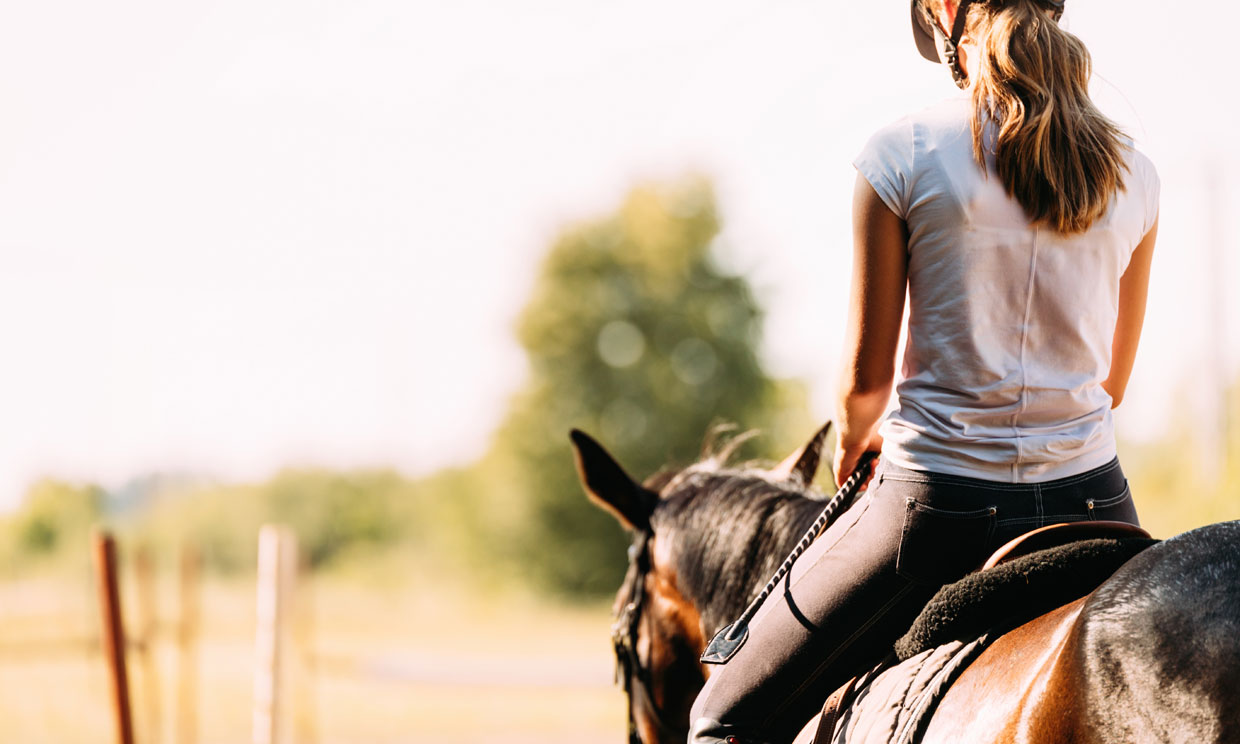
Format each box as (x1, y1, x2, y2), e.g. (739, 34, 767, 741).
(0, 0, 1237, 508)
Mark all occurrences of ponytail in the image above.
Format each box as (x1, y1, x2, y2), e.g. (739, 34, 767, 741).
(964, 0, 1128, 234)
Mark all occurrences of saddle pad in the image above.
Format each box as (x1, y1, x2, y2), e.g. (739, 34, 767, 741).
(894, 536, 1158, 661)
(817, 537, 1158, 743)
(823, 634, 993, 744)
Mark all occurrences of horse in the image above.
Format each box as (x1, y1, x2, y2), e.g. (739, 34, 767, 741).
(570, 424, 1240, 743)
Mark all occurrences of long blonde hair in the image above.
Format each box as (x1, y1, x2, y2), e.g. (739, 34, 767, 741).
(936, 0, 1129, 233)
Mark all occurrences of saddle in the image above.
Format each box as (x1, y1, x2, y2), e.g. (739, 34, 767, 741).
(981, 520, 1151, 570)
(810, 521, 1156, 744)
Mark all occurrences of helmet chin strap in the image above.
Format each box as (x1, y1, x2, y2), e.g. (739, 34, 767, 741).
(929, 0, 1067, 90)
(936, 0, 977, 89)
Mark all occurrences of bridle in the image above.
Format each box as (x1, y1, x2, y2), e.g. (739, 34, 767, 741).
(611, 528, 687, 744)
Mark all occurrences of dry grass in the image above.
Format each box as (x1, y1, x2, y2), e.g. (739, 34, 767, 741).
(0, 565, 625, 744)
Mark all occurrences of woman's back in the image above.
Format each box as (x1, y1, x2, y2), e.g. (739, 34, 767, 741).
(855, 95, 1160, 481)
(689, 2, 1160, 741)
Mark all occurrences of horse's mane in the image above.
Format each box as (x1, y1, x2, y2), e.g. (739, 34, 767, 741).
(650, 455, 826, 638)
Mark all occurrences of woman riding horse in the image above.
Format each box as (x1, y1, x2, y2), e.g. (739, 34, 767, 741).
(689, 0, 1160, 741)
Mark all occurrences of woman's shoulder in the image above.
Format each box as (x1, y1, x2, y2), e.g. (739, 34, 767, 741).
(860, 96, 971, 153)
(1123, 141, 1159, 183)
(854, 96, 975, 218)
(1113, 136, 1159, 193)
(856, 97, 973, 185)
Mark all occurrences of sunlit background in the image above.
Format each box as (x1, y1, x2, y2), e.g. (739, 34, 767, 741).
(1, 1, 1238, 742)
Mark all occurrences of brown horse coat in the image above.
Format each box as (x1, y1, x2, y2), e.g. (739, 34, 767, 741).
(573, 428, 1240, 744)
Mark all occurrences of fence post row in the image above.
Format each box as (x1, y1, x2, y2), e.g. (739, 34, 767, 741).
(253, 525, 298, 744)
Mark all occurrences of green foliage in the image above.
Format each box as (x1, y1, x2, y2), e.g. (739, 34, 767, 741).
(138, 468, 443, 574)
(495, 177, 812, 597)
(0, 463, 509, 585)
(262, 470, 403, 566)
(0, 479, 103, 570)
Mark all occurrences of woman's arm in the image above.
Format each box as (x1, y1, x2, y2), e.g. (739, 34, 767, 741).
(834, 173, 910, 486)
(1103, 215, 1159, 408)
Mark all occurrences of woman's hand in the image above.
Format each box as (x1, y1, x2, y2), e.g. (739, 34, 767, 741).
(834, 431, 884, 489)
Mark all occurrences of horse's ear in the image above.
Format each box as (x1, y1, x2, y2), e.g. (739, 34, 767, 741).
(569, 429, 657, 532)
(771, 421, 833, 485)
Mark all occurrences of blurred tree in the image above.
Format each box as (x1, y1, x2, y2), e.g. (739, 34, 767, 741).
(262, 469, 404, 567)
(138, 468, 419, 573)
(0, 479, 103, 567)
(495, 177, 811, 596)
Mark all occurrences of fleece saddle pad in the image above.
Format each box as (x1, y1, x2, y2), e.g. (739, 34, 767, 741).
(817, 536, 1159, 744)
(894, 536, 1159, 661)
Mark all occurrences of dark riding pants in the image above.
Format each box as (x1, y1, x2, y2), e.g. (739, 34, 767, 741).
(688, 457, 1138, 744)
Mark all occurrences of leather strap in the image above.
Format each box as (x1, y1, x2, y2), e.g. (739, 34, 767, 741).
(813, 675, 859, 744)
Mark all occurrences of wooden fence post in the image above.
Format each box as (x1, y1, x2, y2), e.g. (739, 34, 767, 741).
(93, 531, 135, 744)
(176, 543, 200, 744)
(253, 526, 297, 744)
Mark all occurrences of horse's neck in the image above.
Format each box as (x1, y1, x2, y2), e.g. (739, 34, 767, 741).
(681, 491, 824, 636)
(756, 495, 833, 587)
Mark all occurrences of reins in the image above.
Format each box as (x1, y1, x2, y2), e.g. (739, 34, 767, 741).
(701, 452, 878, 665)
(611, 451, 877, 742)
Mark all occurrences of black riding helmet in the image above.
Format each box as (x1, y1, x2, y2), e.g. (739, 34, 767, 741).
(910, 0, 1066, 88)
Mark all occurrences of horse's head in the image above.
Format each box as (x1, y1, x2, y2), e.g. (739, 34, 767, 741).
(570, 423, 833, 744)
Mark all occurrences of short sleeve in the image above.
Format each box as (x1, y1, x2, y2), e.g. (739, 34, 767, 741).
(852, 118, 915, 220)
(1137, 151, 1160, 237)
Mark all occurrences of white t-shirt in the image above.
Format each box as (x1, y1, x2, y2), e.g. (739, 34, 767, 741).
(853, 94, 1160, 483)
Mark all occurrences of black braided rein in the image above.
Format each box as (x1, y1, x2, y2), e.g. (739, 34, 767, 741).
(700, 451, 878, 664)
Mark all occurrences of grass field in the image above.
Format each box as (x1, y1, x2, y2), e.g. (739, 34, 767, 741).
(0, 563, 625, 744)
(3, 441, 1234, 744)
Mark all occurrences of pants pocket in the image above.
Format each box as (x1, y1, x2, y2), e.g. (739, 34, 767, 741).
(1086, 481, 1139, 524)
(895, 498, 997, 585)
